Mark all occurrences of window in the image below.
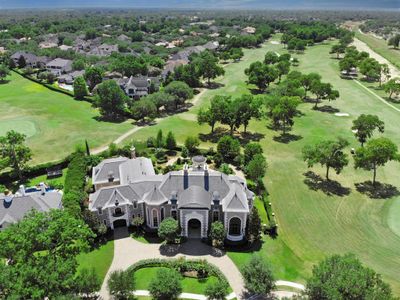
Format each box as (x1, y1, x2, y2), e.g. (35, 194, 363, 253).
(114, 207, 122, 216)
(98, 207, 102, 215)
(137, 213, 141, 218)
(213, 210, 219, 222)
(133, 201, 138, 209)
(229, 217, 241, 236)
(152, 209, 158, 227)
(161, 207, 165, 221)
(171, 210, 177, 220)
(103, 220, 107, 225)
(132, 214, 135, 219)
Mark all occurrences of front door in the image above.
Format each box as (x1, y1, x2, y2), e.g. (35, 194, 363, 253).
(187, 218, 202, 239)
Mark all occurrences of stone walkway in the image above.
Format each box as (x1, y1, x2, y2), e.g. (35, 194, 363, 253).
(99, 228, 245, 300)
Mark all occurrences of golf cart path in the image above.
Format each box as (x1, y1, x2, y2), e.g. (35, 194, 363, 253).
(352, 37, 400, 79)
(92, 88, 207, 155)
(99, 229, 304, 300)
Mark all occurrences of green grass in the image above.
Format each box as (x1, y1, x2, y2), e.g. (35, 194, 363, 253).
(126, 38, 400, 294)
(76, 240, 114, 283)
(133, 267, 220, 294)
(355, 31, 400, 69)
(0, 72, 133, 164)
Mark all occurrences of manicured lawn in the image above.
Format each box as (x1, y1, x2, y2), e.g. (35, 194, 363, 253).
(126, 37, 400, 294)
(76, 240, 114, 283)
(134, 267, 220, 294)
(355, 31, 400, 69)
(0, 72, 133, 164)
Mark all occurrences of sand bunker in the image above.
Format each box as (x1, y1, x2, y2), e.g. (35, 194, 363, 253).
(270, 40, 280, 44)
(335, 113, 350, 117)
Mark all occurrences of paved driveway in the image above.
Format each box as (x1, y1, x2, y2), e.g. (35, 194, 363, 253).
(99, 228, 245, 299)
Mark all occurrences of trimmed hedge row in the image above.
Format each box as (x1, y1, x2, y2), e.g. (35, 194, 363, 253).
(127, 258, 229, 285)
(0, 157, 70, 185)
(63, 151, 88, 216)
(261, 193, 277, 235)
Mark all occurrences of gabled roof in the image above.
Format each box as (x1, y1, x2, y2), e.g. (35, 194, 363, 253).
(222, 183, 249, 213)
(46, 58, 72, 68)
(143, 185, 168, 205)
(178, 185, 211, 209)
(120, 157, 156, 185)
(92, 156, 129, 184)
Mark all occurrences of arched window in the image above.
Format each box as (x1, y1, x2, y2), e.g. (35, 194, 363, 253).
(229, 217, 241, 236)
(114, 207, 122, 216)
(152, 209, 159, 227)
(161, 207, 165, 221)
(171, 210, 177, 220)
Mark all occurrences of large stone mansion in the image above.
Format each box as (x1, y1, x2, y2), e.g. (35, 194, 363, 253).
(89, 151, 254, 241)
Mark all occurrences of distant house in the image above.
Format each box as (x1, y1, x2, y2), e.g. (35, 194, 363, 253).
(39, 41, 58, 49)
(117, 76, 160, 99)
(11, 51, 39, 68)
(117, 34, 131, 42)
(0, 185, 62, 230)
(89, 43, 118, 56)
(0, 47, 6, 54)
(58, 70, 85, 85)
(59, 44, 73, 51)
(241, 26, 256, 35)
(46, 58, 73, 76)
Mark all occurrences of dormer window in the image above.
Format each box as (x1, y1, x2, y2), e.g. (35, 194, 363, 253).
(97, 207, 103, 215)
(133, 201, 138, 209)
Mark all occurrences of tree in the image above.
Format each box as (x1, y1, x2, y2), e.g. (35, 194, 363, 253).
(82, 209, 107, 237)
(264, 51, 279, 65)
(158, 217, 179, 244)
(0, 210, 94, 299)
(303, 138, 349, 181)
(75, 268, 101, 298)
(107, 270, 135, 300)
(0, 130, 32, 179)
(165, 131, 177, 150)
(245, 61, 278, 91)
(230, 47, 244, 61)
(276, 60, 291, 82)
(235, 94, 262, 133)
(95, 80, 128, 120)
(300, 72, 321, 99)
(171, 63, 201, 88)
(146, 91, 173, 114)
(194, 50, 225, 85)
(388, 34, 400, 49)
(359, 57, 381, 82)
(330, 44, 346, 59)
(217, 135, 241, 162)
(267, 96, 301, 134)
(247, 206, 262, 243)
(149, 268, 182, 300)
(205, 280, 229, 300)
(354, 137, 399, 185)
(197, 95, 230, 133)
(210, 221, 226, 248)
(311, 81, 339, 108)
(352, 114, 385, 147)
(306, 254, 394, 300)
(184, 136, 200, 154)
(244, 142, 263, 165)
(383, 78, 400, 99)
(0, 64, 10, 82)
(131, 98, 157, 123)
(164, 81, 193, 110)
(132, 216, 144, 234)
(73, 75, 88, 99)
(246, 154, 267, 182)
(72, 58, 85, 71)
(379, 63, 390, 86)
(242, 255, 275, 295)
(84, 66, 104, 91)
(17, 55, 26, 68)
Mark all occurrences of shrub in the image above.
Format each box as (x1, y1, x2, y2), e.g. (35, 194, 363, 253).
(158, 217, 179, 244)
(149, 268, 182, 300)
(205, 280, 229, 300)
(210, 221, 226, 248)
(107, 270, 135, 300)
(217, 136, 241, 162)
(242, 255, 275, 295)
(184, 136, 200, 154)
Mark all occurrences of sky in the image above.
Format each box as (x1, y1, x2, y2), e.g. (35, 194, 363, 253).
(0, 0, 399, 10)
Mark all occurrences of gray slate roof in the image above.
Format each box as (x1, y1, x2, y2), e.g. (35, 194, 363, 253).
(0, 191, 62, 229)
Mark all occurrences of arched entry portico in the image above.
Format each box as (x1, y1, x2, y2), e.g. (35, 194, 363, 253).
(187, 218, 202, 238)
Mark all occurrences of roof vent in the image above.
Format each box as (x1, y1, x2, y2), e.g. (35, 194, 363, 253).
(108, 171, 114, 182)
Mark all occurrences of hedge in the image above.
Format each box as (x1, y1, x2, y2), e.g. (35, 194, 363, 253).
(127, 258, 229, 285)
(63, 151, 88, 216)
(0, 156, 70, 185)
(261, 193, 277, 235)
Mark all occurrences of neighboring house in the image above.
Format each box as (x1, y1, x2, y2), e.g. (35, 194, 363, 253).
(241, 26, 256, 35)
(117, 34, 131, 42)
(11, 51, 39, 68)
(39, 41, 58, 49)
(59, 44, 73, 51)
(0, 47, 6, 54)
(117, 76, 160, 99)
(46, 58, 73, 76)
(89, 43, 118, 56)
(0, 185, 62, 230)
(58, 70, 85, 85)
(89, 154, 254, 241)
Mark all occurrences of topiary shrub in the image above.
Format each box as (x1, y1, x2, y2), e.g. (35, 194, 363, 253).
(149, 268, 182, 300)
